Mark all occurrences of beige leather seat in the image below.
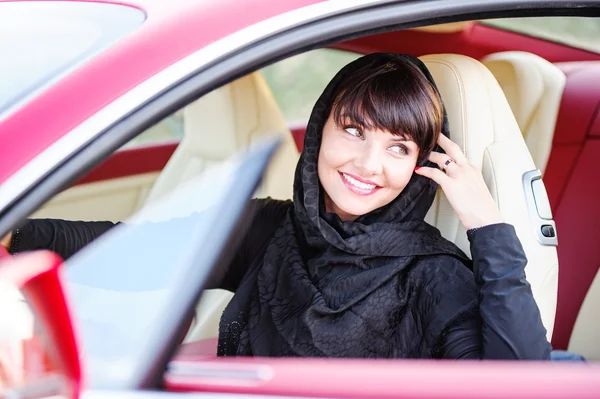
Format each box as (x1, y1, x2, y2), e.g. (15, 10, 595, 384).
(568, 269, 600, 359)
(144, 72, 299, 342)
(145, 72, 298, 204)
(422, 54, 559, 339)
(482, 51, 567, 174)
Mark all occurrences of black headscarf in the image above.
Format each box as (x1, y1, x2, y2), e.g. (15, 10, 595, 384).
(221, 53, 475, 358)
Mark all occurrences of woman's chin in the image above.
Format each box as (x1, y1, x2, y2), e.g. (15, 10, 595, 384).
(330, 200, 379, 221)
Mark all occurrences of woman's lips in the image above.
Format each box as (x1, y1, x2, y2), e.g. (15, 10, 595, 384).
(339, 172, 381, 196)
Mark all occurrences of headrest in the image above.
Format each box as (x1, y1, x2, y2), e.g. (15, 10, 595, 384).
(420, 54, 534, 174)
(183, 77, 259, 159)
(482, 51, 566, 173)
(184, 72, 299, 200)
(482, 51, 565, 133)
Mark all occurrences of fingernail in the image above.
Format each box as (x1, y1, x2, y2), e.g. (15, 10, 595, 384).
(414, 166, 421, 171)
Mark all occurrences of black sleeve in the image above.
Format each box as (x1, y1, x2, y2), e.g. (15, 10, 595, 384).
(9, 219, 117, 260)
(10, 198, 290, 291)
(438, 223, 552, 360)
(206, 197, 291, 292)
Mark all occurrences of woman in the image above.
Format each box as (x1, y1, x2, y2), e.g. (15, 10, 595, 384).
(2, 53, 551, 359)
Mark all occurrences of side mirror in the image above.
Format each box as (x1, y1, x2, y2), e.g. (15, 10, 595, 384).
(0, 251, 81, 399)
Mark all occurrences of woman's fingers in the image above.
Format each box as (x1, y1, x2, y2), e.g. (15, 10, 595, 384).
(437, 134, 468, 165)
(414, 166, 449, 186)
(428, 151, 456, 171)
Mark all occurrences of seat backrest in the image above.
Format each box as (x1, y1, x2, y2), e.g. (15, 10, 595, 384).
(421, 54, 559, 339)
(482, 51, 566, 174)
(145, 71, 299, 204)
(144, 72, 299, 343)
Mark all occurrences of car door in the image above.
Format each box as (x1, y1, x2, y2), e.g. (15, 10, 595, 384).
(0, 136, 282, 394)
(1, 1, 600, 398)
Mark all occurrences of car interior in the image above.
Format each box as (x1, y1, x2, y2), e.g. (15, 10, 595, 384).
(29, 17, 600, 361)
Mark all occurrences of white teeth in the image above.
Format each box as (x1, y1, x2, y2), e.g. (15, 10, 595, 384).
(342, 173, 376, 190)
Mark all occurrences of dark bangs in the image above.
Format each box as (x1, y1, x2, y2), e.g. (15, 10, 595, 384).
(331, 59, 443, 162)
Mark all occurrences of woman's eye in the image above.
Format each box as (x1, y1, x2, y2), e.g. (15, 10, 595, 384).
(389, 145, 408, 155)
(344, 127, 363, 138)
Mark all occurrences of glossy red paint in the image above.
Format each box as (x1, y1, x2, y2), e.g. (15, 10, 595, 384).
(337, 22, 600, 62)
(0, 0, 322, 188)
(0, 245, 8, 259)
(0, 251, 80, 398)
(544, 61, 600, 349)
(164, 356, 600, 398)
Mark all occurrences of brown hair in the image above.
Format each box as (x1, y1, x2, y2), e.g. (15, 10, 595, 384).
(331, 58, 444, 162)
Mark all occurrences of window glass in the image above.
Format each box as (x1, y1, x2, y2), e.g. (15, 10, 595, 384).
(63, 139, 274, 387)
(483, 17, 600, 54)
(0, 2, 145, 116)
(122, 111, 184, 148)
(261, 48, 361, 122)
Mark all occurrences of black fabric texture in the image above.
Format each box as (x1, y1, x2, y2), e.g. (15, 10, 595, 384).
(11, 218, 115, 259)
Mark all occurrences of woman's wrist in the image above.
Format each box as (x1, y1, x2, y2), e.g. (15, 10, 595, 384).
(463, 211, 504, 231)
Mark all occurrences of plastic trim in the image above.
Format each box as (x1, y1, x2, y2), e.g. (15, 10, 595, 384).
(523, 169, 558, 246)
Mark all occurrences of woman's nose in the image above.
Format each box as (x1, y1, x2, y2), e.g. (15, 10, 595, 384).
(355, 145, 383, 175)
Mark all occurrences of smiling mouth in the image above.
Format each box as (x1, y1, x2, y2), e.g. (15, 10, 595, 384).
(339, 172, 381, 195)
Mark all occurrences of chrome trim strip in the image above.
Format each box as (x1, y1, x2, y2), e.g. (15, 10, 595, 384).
(167, 361, 273, 382)
(0, 0, 378, 211)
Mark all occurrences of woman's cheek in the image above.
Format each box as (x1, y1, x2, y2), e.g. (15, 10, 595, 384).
(385, 162, 414, 191)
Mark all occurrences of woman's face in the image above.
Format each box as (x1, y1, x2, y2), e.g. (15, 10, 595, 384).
(318, 112, 420, 221)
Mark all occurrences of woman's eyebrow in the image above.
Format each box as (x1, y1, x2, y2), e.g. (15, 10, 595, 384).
(389, 135, 413, 143)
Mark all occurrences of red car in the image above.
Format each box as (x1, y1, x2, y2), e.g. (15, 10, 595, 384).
(0, 0, 599, 398)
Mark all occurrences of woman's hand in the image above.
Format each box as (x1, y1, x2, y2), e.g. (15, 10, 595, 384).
(415, 134, 504, 231)
(1, 232, 11, 250)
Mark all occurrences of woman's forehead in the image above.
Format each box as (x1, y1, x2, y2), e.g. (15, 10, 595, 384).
(334, 112, 414, 141)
